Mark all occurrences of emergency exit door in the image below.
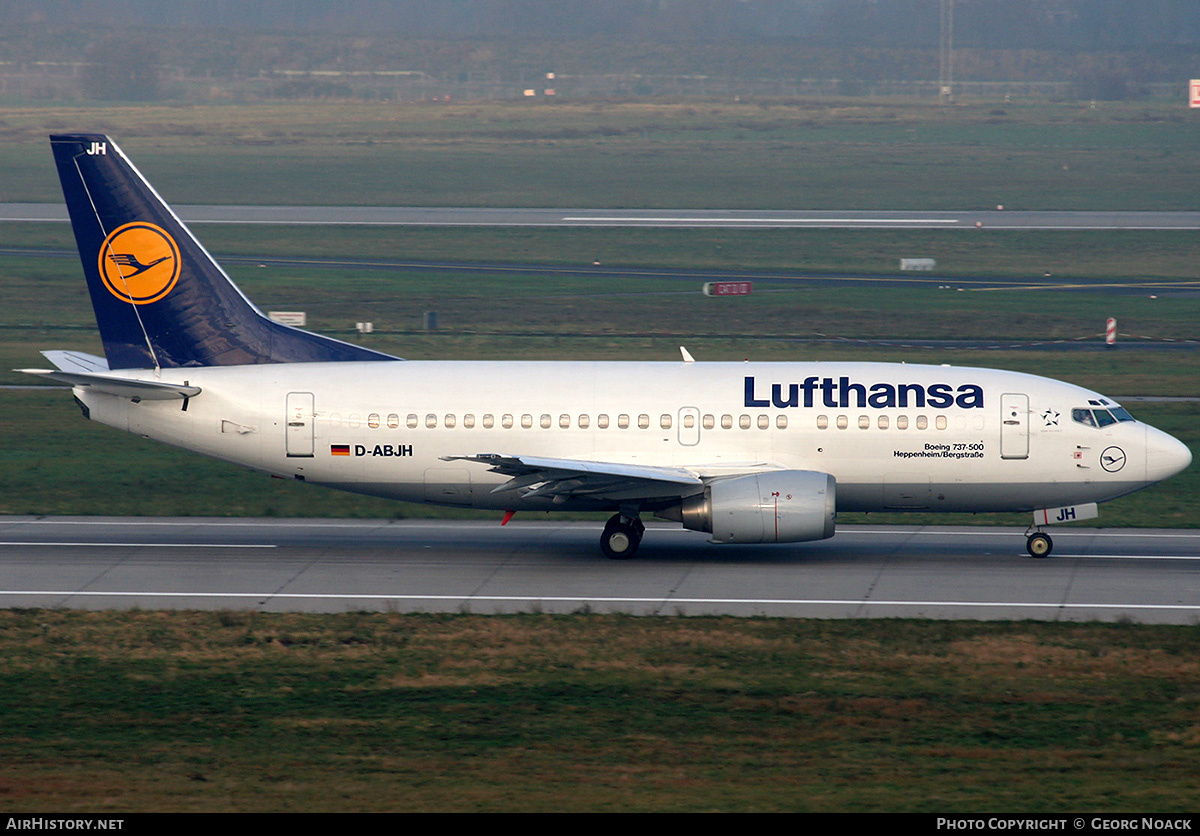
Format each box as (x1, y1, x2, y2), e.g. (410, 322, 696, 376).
(678, 407, 700, 446)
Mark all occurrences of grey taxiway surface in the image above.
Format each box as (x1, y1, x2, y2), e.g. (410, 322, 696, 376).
(2, 517, 1198, 623)
(7, 203, 1200, 229)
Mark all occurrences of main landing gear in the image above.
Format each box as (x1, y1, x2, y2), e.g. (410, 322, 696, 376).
(601, 513, 645, 560)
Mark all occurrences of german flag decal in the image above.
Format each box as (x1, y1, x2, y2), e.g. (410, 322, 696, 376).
(330, 444, 350, 456)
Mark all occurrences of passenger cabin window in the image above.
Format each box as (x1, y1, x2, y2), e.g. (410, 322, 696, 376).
(578, 414, 590, 429)
(540, 414, 551, 429)
(425, 414, 437, 429)
(896, 415, 908, 430)
(617, 414, 630, 429)
(502, 414, 514, 429)
(776, 415, 787, 430)
(638, 414, 650, 430)
(407, 414, 418, 429)
(463, 414, 475, 429)
(444, 414, 456, 429)
(660, 414, 672, 430)
(521, 414, 533, 429)
(559, 414, 571, 429)
(817, 415, 829, 430)
(721, 414, 733, 430)
(483, 414, 495, 428)
(739, 415, 751, 430)
(598, 414, 609, 429)
(387, 413, 400, 429)
(703, 414, 715, 430)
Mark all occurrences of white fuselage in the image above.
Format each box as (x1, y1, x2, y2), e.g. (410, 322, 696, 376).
(74, 359, 1188, 517)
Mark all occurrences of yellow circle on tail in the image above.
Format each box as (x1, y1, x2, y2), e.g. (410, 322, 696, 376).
(98, 222, 181, 305)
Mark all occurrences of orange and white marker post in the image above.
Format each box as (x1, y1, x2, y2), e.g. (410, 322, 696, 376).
(1106, 317, 1117, 346)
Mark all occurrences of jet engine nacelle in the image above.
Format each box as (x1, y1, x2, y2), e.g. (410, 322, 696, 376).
(678, 470, 836, 544)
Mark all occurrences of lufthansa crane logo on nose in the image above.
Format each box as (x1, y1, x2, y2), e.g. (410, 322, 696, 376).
(1100, 446, 1127, 473)
(98, 222, 181, 305)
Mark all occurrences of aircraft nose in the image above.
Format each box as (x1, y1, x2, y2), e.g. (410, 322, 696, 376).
(1144, 425, 1192, 483)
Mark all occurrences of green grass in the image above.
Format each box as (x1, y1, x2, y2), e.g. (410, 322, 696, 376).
(3, 99, 1199, 210)
(0, 611, 1196, 812)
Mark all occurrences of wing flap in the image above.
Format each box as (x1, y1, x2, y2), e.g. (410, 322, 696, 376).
(442, 453, 704, 502)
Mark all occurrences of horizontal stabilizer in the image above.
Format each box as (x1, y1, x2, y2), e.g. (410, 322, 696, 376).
(16, 367, 200, 400)
(40, 350, 110, 373)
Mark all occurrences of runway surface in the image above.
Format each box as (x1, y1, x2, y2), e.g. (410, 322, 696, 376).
(6, 203, 1200, 229)
(2, 516, 1198, 623)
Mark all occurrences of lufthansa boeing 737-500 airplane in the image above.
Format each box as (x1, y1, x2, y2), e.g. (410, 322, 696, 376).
(20, 135, 1192, 559)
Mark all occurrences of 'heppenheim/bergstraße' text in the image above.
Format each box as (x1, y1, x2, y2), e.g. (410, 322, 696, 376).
(936, 821, 1192, 831)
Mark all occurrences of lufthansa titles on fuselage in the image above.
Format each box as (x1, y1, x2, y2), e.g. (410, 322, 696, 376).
(744, 375, 985, 410)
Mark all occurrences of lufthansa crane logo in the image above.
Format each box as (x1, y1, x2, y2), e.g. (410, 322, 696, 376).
(98, 222, 180, 305)
(1100, 446, 1127, 473)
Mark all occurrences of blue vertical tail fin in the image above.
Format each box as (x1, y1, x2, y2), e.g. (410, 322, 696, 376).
(50, 134, 397, 369)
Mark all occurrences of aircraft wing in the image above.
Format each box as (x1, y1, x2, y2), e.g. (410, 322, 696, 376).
(442, 453, 705, 502)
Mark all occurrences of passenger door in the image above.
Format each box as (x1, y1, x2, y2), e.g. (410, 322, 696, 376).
(1000, 393, 1029, 460)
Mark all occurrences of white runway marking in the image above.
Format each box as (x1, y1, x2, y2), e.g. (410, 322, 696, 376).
(561, 216, 960, 225)
(1, 590, 1198, 613)
(1050, 554, 1200, 560)
(0, 541, 276, 548)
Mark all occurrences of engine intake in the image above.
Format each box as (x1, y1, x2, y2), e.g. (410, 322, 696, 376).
(675, 470, 836, 544)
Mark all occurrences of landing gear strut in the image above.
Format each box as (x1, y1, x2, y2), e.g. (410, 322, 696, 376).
(601, 513, 644, 560)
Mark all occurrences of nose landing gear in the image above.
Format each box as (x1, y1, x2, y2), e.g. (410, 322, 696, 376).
(1025, 529, 1054, 558)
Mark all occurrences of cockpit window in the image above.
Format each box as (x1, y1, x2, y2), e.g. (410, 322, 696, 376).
(1072, 408, 1096, 428)
(1073, 406, 1136, 428)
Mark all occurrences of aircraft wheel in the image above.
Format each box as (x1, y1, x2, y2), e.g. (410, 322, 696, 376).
(601, 515, 641, 560)
(1026, 532, 1053, 559)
